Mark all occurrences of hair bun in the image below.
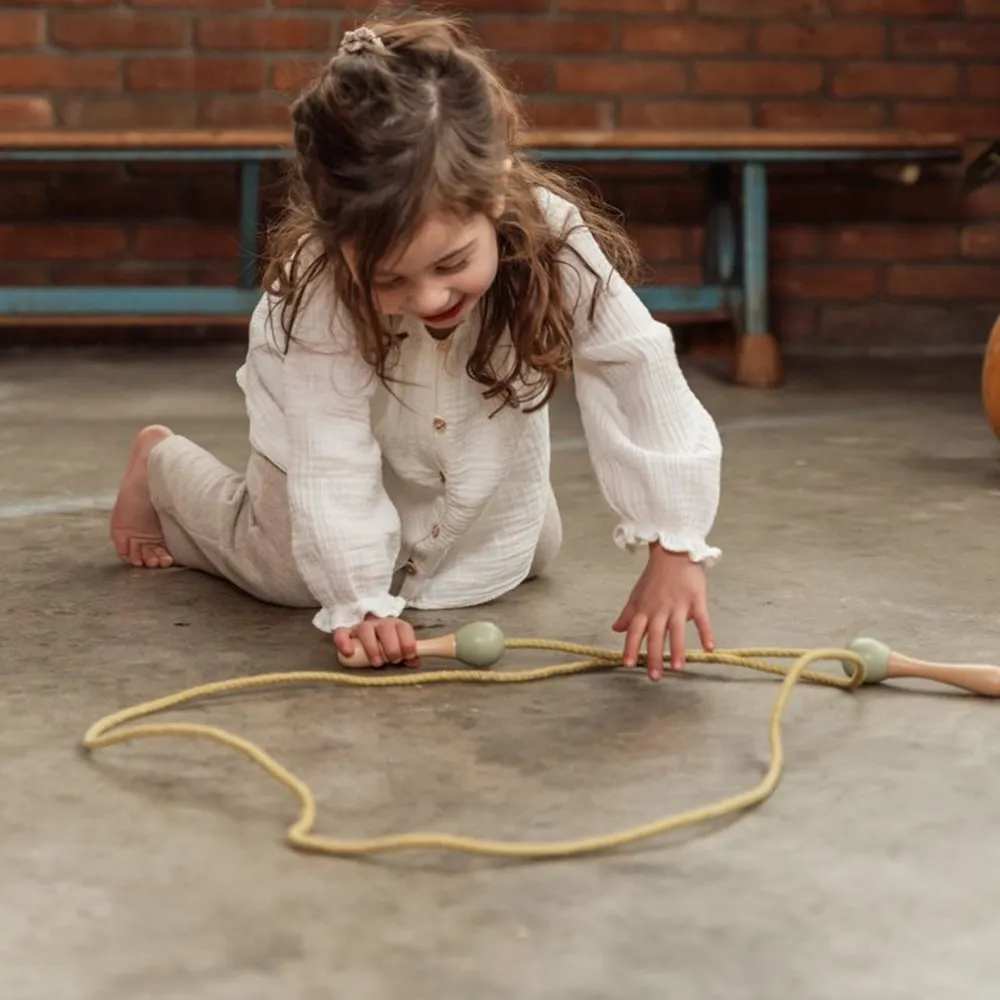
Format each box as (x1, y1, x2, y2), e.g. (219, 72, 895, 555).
(337, 26, 385, 57)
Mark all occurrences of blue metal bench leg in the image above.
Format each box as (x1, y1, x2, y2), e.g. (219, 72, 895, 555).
(239, 161, 262, 290)
(735, 162, 782, 387)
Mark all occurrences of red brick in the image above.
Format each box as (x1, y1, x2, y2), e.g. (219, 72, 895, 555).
(47, 172, 190, 217)
(559, 0, 687, 9)
(475, 18, 613, 54)
(771, 226, 824, 260)
(523, 99, 615, 129)
(818, 302, 997, 350)
(833, 0, 958, 11)
(617, 179, 705, 225)
(621, 99, 752, 127)
(774, 265, 880, 299)
(694, 61, 824, 96)
(131, 0, 265, 6)
(769, 171, 968, 224)
(621, 21, 748, 54)
(190, 178, 240, 219)
(645, 263, 702, 285)
(755, 22, 886, 57)
(499, 58, 551, 94)
(0, 97, 53, 127)
(331, 13, 364, 36)
(0, 264, 49, 287)
(894, 103, 1000, 135)
(774, 301, 817, 344)
(194, 16, 333, 51)
(410, 0, 548, 9)
(134, 225, 239, 261)
(50, 262, 192, 287)
(0, 11, 44, 47)
(687, 226, 706, 258)
(3, 0, 112, 5)
(757, 101, 887, 127)
(629, 225, 690, 261)
(0, 180, 46, 220)
(968, 65, 1000, 100)
(961, 224, 1000, 258)
(555, 60, 686, 94)
(965, 183, 1000, 218)
(829, 225, 958, 260)
(0, 225, 127, 262)
(123, 162, 231, 179)
(190, 263, 253, 287)
(832, 62, 959, 98)
(62, 97, 197, 128)
(50, 12, 187, 49)
(198, 96, 291, 127)
(127, 57, 265, 92)
(0, 56, 120, 91)
(697, 0, 828, 12)
(893, 24, 1000, 56)
(271, 58, 325, 93)
(886, 264, 999, 299)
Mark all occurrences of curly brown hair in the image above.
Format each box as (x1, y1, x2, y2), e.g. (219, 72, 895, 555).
(263, 10, 640, 412)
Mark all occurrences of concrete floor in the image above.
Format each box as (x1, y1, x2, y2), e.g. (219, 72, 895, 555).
(3, 342, 1000, 999)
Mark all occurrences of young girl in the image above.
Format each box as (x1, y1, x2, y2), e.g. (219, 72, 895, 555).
(110, 14, 723, 682)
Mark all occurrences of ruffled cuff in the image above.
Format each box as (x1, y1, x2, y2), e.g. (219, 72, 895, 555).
(613, 523, 722, 568)
(310, 592, 407, 633)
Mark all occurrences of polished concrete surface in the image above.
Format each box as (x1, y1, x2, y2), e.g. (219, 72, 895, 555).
(3, 343, 1000, 999)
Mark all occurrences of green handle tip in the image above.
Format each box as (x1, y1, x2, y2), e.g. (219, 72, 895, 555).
(846, 637, 891, 684)
(455, 621, 506, 668)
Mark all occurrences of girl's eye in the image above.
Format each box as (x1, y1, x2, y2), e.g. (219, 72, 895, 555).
(374, 277, 403, 291)
(437, 258, 468, 275)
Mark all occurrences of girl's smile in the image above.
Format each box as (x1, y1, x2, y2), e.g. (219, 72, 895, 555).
(420, 296, 467, 327)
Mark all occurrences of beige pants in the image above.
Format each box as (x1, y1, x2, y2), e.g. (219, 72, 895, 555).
(147, 435, 561, 610)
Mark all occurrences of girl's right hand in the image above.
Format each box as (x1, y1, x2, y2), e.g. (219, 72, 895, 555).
(333, 615, 421, 668)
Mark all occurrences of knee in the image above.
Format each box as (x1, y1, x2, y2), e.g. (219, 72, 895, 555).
(246, 572, 318, 610)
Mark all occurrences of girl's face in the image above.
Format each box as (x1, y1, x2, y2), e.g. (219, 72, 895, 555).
(368, 209, 500, 331)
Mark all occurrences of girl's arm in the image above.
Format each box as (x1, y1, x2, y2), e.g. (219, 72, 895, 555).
(279, 278, 405, 633)
(548, 192, 723, 566)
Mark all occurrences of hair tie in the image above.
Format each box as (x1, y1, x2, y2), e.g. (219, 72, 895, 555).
(338, 26, 385, 56)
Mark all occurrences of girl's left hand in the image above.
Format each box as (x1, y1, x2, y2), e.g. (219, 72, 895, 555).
(612, 545, 715, 681)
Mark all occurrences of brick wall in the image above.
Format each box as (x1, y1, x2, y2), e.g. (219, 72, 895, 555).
(1, 0, 999, 354)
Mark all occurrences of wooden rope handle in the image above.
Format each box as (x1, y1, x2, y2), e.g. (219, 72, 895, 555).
(337, 621, 507, 670)
(848, 638, 1000, 697)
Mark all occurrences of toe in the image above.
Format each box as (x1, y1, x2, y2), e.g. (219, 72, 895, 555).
(110, 525, 129, 559)
(140, 544, 163, 569)
(121, 534, 173, 569)
(139, 543, 174, 569)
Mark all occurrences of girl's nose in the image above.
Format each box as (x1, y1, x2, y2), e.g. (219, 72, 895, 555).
(411, 283, 452, 318)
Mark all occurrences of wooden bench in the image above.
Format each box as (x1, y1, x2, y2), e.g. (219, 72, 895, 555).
(0, 127, 964, 387)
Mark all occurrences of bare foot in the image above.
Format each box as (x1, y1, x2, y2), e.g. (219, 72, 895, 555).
(110, 425, 175, 569)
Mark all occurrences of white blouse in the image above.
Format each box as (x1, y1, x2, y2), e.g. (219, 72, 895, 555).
(236, 187, 723, 633)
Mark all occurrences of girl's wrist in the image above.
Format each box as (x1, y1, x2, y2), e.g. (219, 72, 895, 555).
(647, 542, 692, 563)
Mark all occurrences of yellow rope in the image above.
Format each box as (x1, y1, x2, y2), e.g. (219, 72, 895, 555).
(81, 640, 866, 860)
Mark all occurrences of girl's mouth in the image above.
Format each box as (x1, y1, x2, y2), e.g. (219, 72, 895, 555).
(422, 298, 464, 325)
